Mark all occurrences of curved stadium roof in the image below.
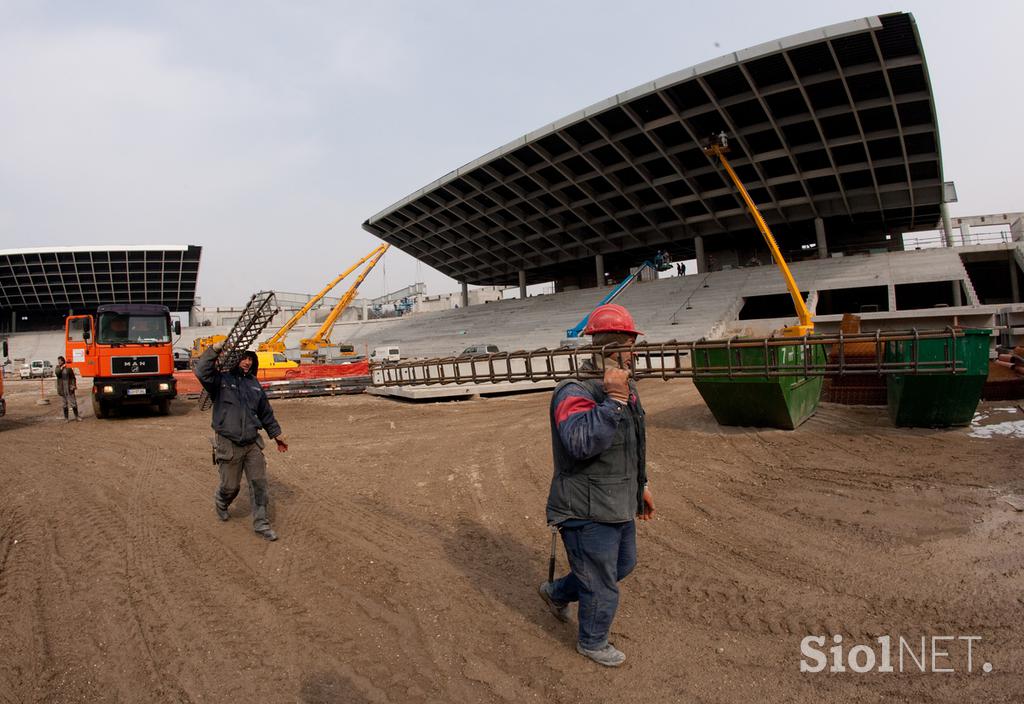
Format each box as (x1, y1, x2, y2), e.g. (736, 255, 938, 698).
(363, 12, 942, 286)
(0, 245, 202, 319)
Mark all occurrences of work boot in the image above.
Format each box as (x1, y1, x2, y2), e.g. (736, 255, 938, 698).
(74, 409, 83, 422)
(255, 527, 278, 542)
(63, 408, 69, 423)
(214, 493, 229, 521)
(538, 582, 570, 622)
(576, 642, 626, 668)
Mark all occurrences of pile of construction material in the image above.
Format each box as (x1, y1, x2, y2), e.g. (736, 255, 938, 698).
(995, 346, 1024, 375)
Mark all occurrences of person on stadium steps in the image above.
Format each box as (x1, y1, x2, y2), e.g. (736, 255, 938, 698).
(539, 303, 656, 667)
(194, 342, 288, 541)
(54, 356, 82, 422)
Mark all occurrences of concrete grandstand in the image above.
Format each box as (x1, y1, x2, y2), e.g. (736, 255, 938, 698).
(364, 12, 949, 293)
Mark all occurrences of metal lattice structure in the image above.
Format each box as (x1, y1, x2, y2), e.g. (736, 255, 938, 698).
(0, 245, 201, 331)
(372, 328, 970, 387)
(363, 12, 941, 286)
(198, 291, 279, 410)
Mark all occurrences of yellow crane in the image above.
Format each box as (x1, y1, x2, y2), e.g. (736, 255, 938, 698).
(258, 244, 389, 355)
(299, 244, 390, 358)
(704, 138, 814, 337)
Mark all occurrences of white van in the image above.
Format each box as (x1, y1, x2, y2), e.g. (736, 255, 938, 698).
(370, 346, 401, 364)
(20, 359, 53, 379)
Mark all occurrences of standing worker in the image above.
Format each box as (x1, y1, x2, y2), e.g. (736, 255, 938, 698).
(539, 303, 656, 667)
(54, 355, 82, 422)
(194, 342, 289, 541)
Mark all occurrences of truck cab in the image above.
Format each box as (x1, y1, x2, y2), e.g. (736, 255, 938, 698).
(65, 304, 181, 418)
(255, 350, 299, 381)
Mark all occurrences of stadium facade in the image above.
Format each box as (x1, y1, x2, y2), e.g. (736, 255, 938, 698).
(364, 12, 947, 292)
(0, 245, 202, 332)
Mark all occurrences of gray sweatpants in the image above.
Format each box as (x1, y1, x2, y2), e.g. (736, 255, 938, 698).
(212, 434, 271, 531)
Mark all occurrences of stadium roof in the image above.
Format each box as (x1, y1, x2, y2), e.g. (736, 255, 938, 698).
(0, 244, 202, 313)
(363, 12, 943, 286)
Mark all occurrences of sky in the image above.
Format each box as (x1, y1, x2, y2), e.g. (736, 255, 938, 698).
(1, 0, 1021, 306)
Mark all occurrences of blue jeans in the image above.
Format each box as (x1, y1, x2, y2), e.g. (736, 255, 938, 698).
(549, 520, 637, 650)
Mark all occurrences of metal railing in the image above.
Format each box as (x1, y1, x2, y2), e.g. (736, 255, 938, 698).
(371, 328, 973, 387)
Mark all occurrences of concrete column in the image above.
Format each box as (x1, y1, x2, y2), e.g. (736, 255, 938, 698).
(518, 270, 527, 299)
(814, 217, 828, 259)
(11, 310, 15, 333)
(594, 254, 605, 288)
(362, 301, 368, 320)
(460, 281, 469, 309)
(694, 236, 706, 274)
(941, 202, 955, 247)
(959, 221, 971, 247)
(952, 281, 962, 307)
(1010, 253, 1020, 302)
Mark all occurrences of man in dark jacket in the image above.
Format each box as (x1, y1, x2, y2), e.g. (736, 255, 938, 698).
(194, 343, 288, 541)
(55, 355, 82, 422)
(540, 303, 656, 667)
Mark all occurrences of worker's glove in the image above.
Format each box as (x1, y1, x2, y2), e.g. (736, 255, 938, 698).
(603, 366, 630, 405)
(211, 341, 226, 353)
(274, 435, 289, 453)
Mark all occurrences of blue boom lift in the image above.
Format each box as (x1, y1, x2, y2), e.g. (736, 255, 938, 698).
(564, 255, 672, 340)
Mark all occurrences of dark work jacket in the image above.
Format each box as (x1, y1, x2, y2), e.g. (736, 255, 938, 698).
(194, 348, 281, 445)
(54, 364, 77, 397)
(545, 363, 647, 525)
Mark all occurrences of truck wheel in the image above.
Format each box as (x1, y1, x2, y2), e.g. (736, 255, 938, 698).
(156, 399, 171, 416)
(93, 397, 108, 419)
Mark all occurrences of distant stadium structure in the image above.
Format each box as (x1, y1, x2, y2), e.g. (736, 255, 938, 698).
(0, 245, 201, 332)
(364, 12, 947, 291)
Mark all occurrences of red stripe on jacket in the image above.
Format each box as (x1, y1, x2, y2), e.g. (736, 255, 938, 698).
(554, 395, 597, 426)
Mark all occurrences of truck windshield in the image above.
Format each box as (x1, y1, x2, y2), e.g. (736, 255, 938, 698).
(97, 313, 171, 344)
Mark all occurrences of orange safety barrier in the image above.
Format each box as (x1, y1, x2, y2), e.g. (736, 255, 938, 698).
(175, 361, 369, 397)
(281, 362, 369, 379)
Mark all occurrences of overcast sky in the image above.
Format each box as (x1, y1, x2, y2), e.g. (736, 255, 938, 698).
(1, 0, 1019, 305)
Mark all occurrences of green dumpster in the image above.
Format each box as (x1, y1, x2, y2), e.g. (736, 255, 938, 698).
(692, 342, 825, 430)
(885, 328, 990, 427)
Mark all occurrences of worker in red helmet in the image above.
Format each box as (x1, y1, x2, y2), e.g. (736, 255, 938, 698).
(539, 302, 656, 667)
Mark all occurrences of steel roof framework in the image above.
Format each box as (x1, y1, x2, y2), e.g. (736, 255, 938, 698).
(0, 245, 202, 313)
(363, 12, 943, 286)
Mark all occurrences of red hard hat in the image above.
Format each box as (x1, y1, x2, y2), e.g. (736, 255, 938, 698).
(584, 303, 642, 336)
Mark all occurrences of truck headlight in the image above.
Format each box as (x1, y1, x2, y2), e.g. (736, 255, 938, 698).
(158, 383, 170, 391)
(103, 385, 114, 394)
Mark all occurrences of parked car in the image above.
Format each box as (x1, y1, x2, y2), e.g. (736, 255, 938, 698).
(20, 359, 53, 379)
(459, 344, 500, 357)
(370, 346, 401, 364)
(172, 347, 192, 371)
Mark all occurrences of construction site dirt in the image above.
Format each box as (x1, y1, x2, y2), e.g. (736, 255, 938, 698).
(1, 378, 1022, 703)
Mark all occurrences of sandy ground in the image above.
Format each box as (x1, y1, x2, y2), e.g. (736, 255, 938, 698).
(1, 376, 1022, 703)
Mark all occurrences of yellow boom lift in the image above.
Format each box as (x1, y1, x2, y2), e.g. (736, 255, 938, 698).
(257, 244, 389, 356)
(298, 244, 390, 359)
(704, 138, 814, 337)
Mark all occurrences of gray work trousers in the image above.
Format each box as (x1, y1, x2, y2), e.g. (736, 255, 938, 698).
(212, 434, 271, 531)
(60, 393, 78, 415)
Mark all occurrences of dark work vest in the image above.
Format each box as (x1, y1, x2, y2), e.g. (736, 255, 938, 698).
(545, 375, 647, 525)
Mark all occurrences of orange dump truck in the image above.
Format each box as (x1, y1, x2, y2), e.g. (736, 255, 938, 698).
(65, 304, 181, 418)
